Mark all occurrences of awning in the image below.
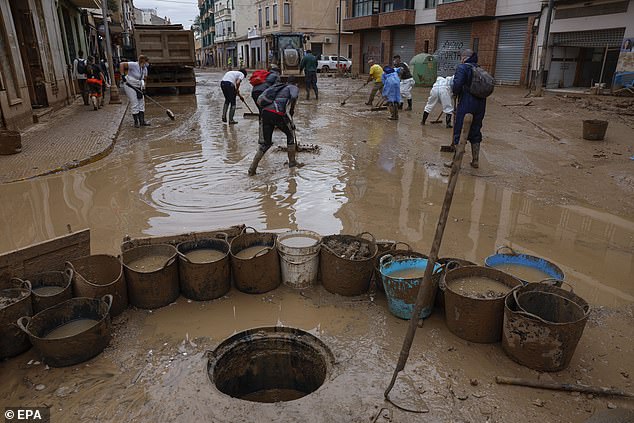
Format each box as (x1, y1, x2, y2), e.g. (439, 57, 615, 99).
(68, 0, 101, 8)
(552, 28, 625, 48)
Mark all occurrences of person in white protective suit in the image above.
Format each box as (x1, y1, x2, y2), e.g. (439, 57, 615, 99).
(421, 76, 454, 128)
(393, 55, 414, 111)
(120, 55, 150, 128)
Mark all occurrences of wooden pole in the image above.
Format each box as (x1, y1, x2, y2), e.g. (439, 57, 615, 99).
(384, 114, 473, 399)
(495, 376, 634, 398)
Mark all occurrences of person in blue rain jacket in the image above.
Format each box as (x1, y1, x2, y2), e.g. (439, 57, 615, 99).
(382, 66, 402, 121)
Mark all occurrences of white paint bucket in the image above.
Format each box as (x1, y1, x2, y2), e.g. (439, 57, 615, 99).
(276, 230, 321, 289)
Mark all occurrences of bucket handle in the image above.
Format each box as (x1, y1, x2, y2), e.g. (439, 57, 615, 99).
(102, 294, 114, 314)
(16, 316, 32, 336)
(121, 239, 136, 252)
(215, 232, 229, 242)
(443, 260, 464, 273)
(178, 252, 193, 264)
(248, 247, 271, 259)
(393, 241, 412, 251)
(496, 245, 518, 255)
(279, 252, 319, 266)
(241, 226, 259, 235)
(539, 278, 571, 291)
(11, 278, 31, 291)
(379, 254, 394, 268)
(513, 288, 589, 322)
(65, 261, 77, 276)
(163, 256, 177, 270)
(356, 232, 376, 244)
(64, 267, 74, 283)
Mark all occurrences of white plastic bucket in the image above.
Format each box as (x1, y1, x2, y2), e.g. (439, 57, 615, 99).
(276, 230, 321, 289)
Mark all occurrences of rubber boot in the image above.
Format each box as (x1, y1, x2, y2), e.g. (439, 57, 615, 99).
(133, 114, 140, 128)
(248, 149, 265, 176)
(306, 90, 310, 101)
(421, 111, 429, 125)
(228, 105, 237, 124)
(388, 104, 398, 121)
(222, 103, 228, 123)
(470, 143, 480, 169)
(406, 99, 412, 111)
(139, 111, 150, 126)
(314, 89, 318, 100)
(287, 144, 303, 168)
(398, 102, 403, 110)
(446, 114, 453, 128)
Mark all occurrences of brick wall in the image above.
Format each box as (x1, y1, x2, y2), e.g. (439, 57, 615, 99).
(436, 0, 496, 20)
(415, 24, 437, 54)
(378, 9, 416, 27)
(519, 17, 537, 86)
(381, 29, 392, 65)
(471, 20, 499, 73)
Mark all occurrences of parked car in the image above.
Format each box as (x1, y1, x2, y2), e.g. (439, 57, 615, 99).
(317, 55, 352, 72)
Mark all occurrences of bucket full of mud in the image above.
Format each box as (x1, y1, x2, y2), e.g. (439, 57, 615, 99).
(208, 326, 335, 403)
(502, 283, 590, 372)
(373, 242, 415, 292)
(444, 266, 522, 343)
(29, 270, 74, 314)
(379, 255, 442, 320)
(582, 119, 608, 141)
(230, 227, 280, 294)
(68, 254, 128, 316)
(177, 236, 231, 301)
(276, 230, 321, 289)
(435, 258, 477, 308)
(17, 295, 113, 367)
(485, 247, 564, 285)
(320, 233, 377, 296)
(122, 244, 180, 309)
(0, 278, 32, 359)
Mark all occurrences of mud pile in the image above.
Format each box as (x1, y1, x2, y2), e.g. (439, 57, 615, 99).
(324, 239, 372, 260)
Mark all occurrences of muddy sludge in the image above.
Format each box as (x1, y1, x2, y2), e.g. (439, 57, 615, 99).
(320, 234, 377, 296)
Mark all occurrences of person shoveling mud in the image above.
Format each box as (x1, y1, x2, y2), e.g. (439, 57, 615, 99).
(324, 238, 373, 260)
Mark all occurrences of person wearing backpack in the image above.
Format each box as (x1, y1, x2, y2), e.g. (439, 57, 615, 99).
(393, 55, 414, 111)
(251, 64, 281, 146)
(248, 77, 300, 176)
(72, 51, 89, 106)
(220, 68, 247, 124)
(446, 49, 494, 169)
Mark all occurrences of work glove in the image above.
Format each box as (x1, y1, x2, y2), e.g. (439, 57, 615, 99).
(140, 80, 145, 91)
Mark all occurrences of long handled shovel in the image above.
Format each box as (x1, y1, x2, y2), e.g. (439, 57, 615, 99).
(340, 81, 369, 106)
(241, 97, 259, 118)
(125, 83, 175, 120)
(384, 114, 474, 407)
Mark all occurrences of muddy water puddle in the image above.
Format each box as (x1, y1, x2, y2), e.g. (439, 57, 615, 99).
(0, 70, 631, 309)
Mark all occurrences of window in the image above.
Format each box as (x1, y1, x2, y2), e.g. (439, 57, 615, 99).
(424, 39, 430, 53)
(283, 3, 291, 24)
(382, 0, 415, 11)
(352, 0, 380, 17)
(425, 0, 437, 8)
(273, 3, 278, 25)
(265, 6, 270, 26)
(347, 44, 352, 59)
(258, 8, 262, 27)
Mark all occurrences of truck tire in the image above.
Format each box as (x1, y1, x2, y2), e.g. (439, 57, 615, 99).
(179, 86, 196, 95)
(321, 65, 330, 73)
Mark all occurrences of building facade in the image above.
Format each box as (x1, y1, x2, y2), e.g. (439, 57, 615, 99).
(134, 7, 170, 25)
(199, 0, 216, 66)
(213, 0, 257, 67)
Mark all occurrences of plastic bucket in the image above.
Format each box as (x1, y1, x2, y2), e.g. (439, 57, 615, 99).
(276, 230, 321, 289)
(502, 282, 590, 372)
(582, 119, 608, 141)
(17, 295, 113, 367)
(320, 233, 378, 296)
(444, 266, 522, 343)
(379, 255, 442, 320)
(373, 242, 413, 292)
(122, 244, 179, 309)
(230, 227, 280, 294)
(435, 257, 477, 308)
(177, 236, 231, 301)
(0, 278, 32, 359)
(485, 246, 564, 285)
(67, 254, 128, 316)
(29, 270, 74, 314)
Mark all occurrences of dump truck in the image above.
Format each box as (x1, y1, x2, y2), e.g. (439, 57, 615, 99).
(269, 33, 306, 82)
(134, 24, 196, 94)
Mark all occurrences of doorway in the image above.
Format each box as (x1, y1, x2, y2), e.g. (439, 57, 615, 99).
(311, 42, 323, 58)
(9, 0, 48, 108)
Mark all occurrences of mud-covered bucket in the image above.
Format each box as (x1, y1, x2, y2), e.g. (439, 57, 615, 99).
(0, 278, 33, 359)
(435, 258, 477, 308)
(444, 266, 522, 343)
(122, 244, 179, 309)
(68, 254, 128, 316)
(379, 255, 442, 320)
(230, 227, 280, 294)
(29, 270, 74, 314)
(177, 235, 231, 301)
(502, 282, 590, 372)
(320, 233, 378, 296)
(373, 242, 414, 292)
(485, 247, 564, 285)
(582, 119, 608, 141)
(17, 295, 113, 367)
(276, 230, 321, 289)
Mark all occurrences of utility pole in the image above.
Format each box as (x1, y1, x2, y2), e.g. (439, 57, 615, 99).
(102, 0, 121, 104)
(535, 0, 554, 96)
(336, 0, 342, 74)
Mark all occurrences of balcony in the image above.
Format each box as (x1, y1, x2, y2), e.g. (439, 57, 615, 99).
(342, 14, 379, 31)
(215, 6, 231, 20)
(436, 0, 497, 20)
(378, 9, 415, 27)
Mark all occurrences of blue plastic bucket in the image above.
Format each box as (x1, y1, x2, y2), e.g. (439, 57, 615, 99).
(379, 255, 442, 320)
(484, 246, 564, 285)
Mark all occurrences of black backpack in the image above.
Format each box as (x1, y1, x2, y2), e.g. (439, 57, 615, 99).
(468, 64, 495, 98)
(257, 83, 286, 108)
(76, 59, 87, 75)
(400, 63, 412, 80)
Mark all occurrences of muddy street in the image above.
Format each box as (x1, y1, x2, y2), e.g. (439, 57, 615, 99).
(0, 70, 633, 422)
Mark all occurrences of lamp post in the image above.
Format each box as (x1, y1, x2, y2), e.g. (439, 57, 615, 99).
(102, 0, 121, 104)
(336, 0, 342, 74)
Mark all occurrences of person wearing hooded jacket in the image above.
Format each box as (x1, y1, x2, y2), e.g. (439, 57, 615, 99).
(422, 76, 454, 128)
(382, 66, 402, 121)
(251, 64, 282, 146)
(446, 49, 487, 168)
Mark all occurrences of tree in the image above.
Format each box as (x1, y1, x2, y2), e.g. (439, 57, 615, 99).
(107, 0, 119, 12)
(192, 15, 201, 34)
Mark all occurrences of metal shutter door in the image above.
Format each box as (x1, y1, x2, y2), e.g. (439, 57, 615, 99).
(362, 31, 381, 73)
(495, 19, 528, 85)
(436, 24, 472, 76)
(392, 28, 416, 64)
(552, 28, 625, 48)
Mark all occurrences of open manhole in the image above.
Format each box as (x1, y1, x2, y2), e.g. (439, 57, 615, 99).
(207, 327, 334, 403)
